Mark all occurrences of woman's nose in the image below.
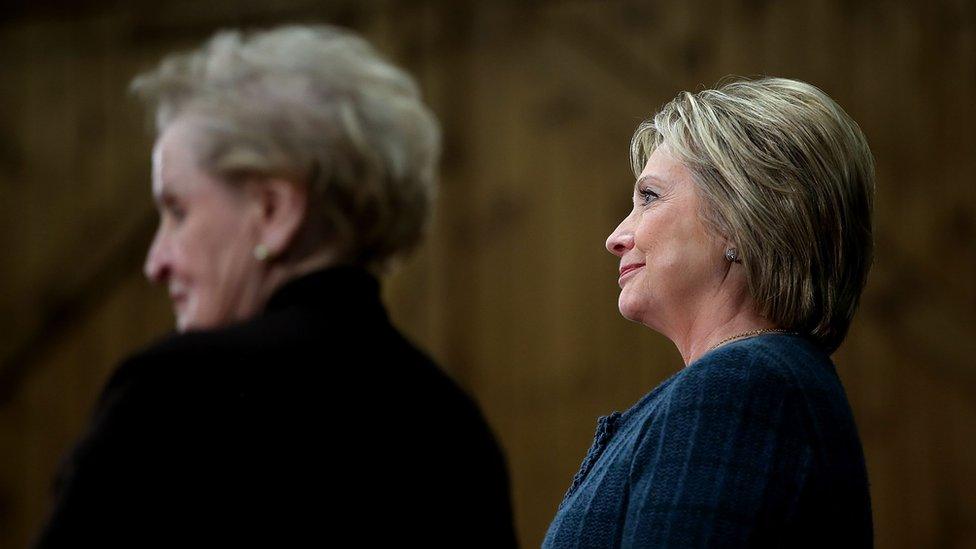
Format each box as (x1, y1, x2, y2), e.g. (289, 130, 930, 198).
(606, 222, 635, 257)
(143, 228, 170, 284)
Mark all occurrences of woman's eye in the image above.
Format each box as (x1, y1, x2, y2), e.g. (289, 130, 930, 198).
(638, 187, 659, 205)
(167, 205, 187, 222)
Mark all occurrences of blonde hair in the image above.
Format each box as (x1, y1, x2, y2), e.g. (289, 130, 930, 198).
(131, 25, 441, 272)
(631, 77, 875, 353)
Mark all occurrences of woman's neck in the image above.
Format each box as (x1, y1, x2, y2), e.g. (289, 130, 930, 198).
(258, 248, 342, 310)
(671, 292, 775, 366)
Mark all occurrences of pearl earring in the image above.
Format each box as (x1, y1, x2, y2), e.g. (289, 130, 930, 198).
(253, 244, 270, 261)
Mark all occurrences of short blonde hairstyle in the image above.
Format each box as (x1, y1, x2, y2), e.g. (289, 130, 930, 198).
(631, 77, 875, 353)
(131, 25, 441, 272)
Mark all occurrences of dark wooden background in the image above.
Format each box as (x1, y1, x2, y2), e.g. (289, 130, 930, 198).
(1, 1, 973, 547)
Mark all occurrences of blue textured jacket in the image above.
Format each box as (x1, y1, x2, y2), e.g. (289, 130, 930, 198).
(543, 333, 872, 548)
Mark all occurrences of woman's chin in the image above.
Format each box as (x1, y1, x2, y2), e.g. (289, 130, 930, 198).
(617, 295, 645, 323)
(175, 315, 191, 333)
(175, 311, 210, 333)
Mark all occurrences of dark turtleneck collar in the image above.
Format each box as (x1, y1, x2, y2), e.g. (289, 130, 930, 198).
(264, 265, 381, 315)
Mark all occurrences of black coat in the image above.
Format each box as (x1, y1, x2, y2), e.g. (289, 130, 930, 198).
(35, 267, 517, 547)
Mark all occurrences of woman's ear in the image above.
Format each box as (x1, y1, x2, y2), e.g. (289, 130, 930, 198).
(251, 177, 308, 259)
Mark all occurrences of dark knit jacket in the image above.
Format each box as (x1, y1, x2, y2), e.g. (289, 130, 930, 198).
(35, 266, 517, 548)
(543, 333, 872, 548)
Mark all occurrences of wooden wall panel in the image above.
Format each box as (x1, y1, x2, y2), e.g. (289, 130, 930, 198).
(0, 1, 973, 547)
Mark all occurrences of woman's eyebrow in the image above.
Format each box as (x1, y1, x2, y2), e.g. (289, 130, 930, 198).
(152, 189, 178, 209)
(634, 174, 665, 190)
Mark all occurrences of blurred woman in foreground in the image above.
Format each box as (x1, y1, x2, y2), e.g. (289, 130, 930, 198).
(544, 77, 874, 548)
(36, 25, 516, 547)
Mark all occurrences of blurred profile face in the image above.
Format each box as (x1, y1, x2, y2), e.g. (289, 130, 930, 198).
(144, 117, 266, 332)
(605, 146, 727, 334)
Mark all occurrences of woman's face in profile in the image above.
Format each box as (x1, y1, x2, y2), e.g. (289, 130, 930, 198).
(144, 117, 266, 332)
(605, 147, 726, 333)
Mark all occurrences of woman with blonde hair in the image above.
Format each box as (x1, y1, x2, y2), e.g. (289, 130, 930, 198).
(36, 25, 516, 547)
(544, 77, 874, 548)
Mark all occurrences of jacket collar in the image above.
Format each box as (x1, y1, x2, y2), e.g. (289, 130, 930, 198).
(264, 265, 382, 315)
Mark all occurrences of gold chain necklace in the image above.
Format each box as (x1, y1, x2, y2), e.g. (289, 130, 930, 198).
(706, 328, 792, 353)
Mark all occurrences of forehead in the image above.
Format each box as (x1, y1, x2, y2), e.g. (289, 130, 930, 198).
(636, 146, 696, 192)
(151, 117, 207, 197)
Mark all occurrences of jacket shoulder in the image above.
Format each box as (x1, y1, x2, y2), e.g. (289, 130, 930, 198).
(676, 334, 835, 397)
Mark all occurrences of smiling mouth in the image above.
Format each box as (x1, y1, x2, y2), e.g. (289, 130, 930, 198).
(618, 263, 645, 279)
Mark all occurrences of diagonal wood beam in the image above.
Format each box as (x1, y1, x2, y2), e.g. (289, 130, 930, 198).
(0, 208, 157, 406)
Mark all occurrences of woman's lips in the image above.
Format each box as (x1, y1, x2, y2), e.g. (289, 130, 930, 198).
(618, 263, 645, 283)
